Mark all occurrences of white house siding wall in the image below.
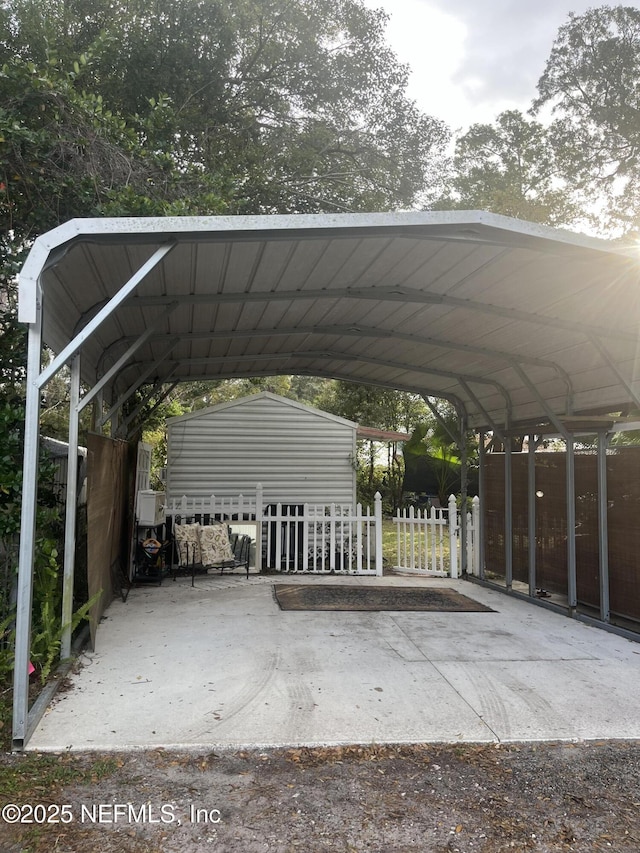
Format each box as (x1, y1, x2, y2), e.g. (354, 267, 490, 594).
(166, 393, 357, 507)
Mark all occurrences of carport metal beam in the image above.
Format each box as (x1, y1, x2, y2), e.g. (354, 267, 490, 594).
(117, 350, 515, 416)
(79, 302, 179, 414)
(129, 285, 640, 344)
(104, 323, 572, 392)
(97, 339, 181, 428)
(37, 244, 175, 390)
(13, 243, 176, 748)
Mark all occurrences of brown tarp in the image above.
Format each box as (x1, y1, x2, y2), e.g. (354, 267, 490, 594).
(484, 448, 640, 624)
(86, 433, 129, 648)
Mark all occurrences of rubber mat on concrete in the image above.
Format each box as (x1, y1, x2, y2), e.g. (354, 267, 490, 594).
(273, 584, 495, 612)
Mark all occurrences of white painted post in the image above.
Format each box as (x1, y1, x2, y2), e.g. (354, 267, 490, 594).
(254, 483, 264, 572)
(61, 355, 81, 660)
(356, 503, 363, 573)
(408, 505, 416, 571)
(448, 494, 458, 579)
(472, 496, 480, 576)
(302, 503, 310, 572)
(374, 492, 383, 576)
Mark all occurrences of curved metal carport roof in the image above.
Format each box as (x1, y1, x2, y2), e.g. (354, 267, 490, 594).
(12, 210, 640, 747)
(18, 209, 640, 433)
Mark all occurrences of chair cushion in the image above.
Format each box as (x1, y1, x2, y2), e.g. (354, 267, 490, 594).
(198, 522, 234, 565)
(173, 522, 201, 566)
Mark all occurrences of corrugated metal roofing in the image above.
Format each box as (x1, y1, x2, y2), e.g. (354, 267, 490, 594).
(18, 210, 640, 431)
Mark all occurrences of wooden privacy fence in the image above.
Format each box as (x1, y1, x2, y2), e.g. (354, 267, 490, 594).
(393, 495, 481, 578)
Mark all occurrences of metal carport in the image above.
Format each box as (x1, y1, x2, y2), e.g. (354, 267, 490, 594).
(13, 210, 640, 747)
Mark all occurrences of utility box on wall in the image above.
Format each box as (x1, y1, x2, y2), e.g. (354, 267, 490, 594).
(136, 489, 165, 526)
(166, 392, 357, 507)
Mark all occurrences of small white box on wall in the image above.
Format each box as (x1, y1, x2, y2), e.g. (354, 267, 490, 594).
(137, 490, 165, 526)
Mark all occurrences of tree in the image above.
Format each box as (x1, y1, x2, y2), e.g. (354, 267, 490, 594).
(533, 5, 640, 233)
(439, 110, 579, 227)
(0, 0, 450, 215)
(402, 402, 478, 505)
(315, 381, 429, 510)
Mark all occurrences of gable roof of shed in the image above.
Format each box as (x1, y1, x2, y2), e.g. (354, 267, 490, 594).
(18, 209, 640, 432)
(166, 390, 357, 430)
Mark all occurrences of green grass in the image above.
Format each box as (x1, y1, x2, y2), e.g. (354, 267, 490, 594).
(383, 516, 453, 571)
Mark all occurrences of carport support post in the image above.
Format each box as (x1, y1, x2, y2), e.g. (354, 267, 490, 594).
(478, 431, 485, 580)
(12, 292, 43, 748)
(597, 431, 610, 623)
(505, 437, 513, 590)
(459, 408, 468, 575)
(527, 435, 538, 597)
(61, 355, 80, 661)
(566, 434, 577, 612)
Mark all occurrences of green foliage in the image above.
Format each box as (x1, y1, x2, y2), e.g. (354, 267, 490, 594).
(316, 381, 428, 432)
(439, 110, 580, 226)
(534, 6, 640, 232)
(0, 0, 449, 216)
(402, 403, 478, 504)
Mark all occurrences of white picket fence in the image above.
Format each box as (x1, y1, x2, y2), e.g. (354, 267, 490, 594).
(164, 486, 383, 575)
(262, 499, 382, 575)
(164, 487, 479, 577)
(392, 495, 481, 578)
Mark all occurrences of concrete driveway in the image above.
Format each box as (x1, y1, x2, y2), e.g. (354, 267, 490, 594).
(28, 574, 640, 751)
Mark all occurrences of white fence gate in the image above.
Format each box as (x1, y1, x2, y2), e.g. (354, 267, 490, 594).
(392, 495, 480, 578)
(262, 499, 382, 575)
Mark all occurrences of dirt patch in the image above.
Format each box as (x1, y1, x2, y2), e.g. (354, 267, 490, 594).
(1, 741, 639, 851)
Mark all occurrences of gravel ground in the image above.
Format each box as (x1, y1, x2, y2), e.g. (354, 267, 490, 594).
(2, 741, 640, 852)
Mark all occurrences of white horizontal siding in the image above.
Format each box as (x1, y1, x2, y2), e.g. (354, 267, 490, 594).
(167, 394, 356, 506)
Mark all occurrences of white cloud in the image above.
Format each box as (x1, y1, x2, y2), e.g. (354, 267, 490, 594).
(363, 0, 621, 131)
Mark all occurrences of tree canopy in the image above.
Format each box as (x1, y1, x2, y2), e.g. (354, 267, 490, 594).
(534, 5, 640, 233)
(440, 109, 579, 227)
(0, 0, 450, 220)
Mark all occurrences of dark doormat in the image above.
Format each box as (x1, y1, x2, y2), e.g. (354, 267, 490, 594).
(273, 584, 495, 612)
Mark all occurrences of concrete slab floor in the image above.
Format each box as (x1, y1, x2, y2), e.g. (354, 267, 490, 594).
(27, 574, 640, 752)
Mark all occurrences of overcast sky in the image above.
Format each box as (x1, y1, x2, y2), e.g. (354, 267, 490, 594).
(362, 0, 638, 132)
